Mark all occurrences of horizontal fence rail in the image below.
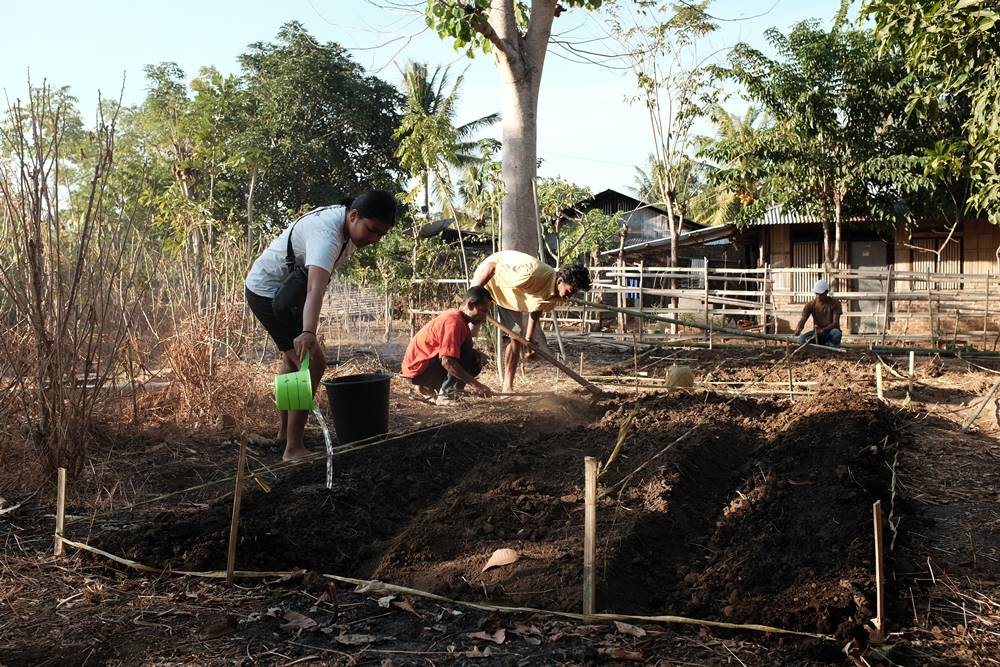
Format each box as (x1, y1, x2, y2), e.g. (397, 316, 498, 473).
(410, 265, 1000, 350)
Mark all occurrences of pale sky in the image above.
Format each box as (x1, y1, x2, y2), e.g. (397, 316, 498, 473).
(1, 0, 853, 194)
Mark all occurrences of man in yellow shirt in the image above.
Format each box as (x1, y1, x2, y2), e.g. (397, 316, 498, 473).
(471, 250, 591, 393)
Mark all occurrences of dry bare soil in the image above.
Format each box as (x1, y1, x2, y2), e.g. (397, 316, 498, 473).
(2, 344, 998, 665)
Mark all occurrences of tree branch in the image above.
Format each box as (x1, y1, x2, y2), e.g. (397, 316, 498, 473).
(525, 0, 558, 68)
(471, 3, 514, 59)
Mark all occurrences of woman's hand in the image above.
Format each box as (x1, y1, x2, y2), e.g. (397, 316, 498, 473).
(293, 331, 321, 365)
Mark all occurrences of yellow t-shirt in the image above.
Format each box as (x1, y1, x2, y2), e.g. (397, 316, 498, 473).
(482, 251, 560, 313)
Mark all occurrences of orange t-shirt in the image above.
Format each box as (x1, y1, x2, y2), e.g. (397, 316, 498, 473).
(401, 309, 470, 378)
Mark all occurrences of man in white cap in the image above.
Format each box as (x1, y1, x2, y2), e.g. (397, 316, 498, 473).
(794, 279, 843, 346)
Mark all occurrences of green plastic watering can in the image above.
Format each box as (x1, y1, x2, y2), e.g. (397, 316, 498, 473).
(274, 351, 315, 411)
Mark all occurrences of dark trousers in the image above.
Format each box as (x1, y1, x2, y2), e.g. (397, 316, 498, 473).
(410, 338, 482, 394)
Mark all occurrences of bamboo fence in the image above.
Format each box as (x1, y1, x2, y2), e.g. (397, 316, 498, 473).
(411, 266, 1000, 350)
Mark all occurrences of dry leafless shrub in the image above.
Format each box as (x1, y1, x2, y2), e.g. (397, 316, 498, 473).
(0, 84, 143, 480)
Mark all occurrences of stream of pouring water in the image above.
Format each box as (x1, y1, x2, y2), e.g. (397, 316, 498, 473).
(312, 407, 334, 489)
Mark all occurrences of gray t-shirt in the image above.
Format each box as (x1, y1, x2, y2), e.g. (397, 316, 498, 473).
(245, 206, 355, 298)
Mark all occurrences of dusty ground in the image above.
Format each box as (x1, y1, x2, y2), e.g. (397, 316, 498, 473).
(2, 339, 999, 665)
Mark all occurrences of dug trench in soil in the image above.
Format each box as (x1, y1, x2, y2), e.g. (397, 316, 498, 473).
(92, 391, 896, 643)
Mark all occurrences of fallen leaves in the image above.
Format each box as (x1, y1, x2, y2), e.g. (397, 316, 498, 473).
(613, 621, 647, 638)
(599, 647, 644, 662)
(466, 628, 506, 644)
(482, 548, 520, 572)
(280, 610, 317, 634)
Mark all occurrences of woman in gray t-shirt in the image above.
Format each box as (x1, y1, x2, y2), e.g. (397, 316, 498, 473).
(245, 190, 397, 461)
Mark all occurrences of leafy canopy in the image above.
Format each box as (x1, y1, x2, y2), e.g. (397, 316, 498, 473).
(862, 0, 1000, 222)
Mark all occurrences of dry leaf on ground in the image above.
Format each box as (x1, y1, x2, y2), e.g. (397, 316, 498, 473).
(466, 628, 507, 644)
(280, 611, 317, 633)
(613, 621, 646, 638)
(600, 647, 644, 662)
(482, 548, 520, 572)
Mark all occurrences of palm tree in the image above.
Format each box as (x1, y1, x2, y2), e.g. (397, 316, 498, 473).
(693, 105, 770, 225)
(631, 107, 769, 227)
(394, 61, 500, 217)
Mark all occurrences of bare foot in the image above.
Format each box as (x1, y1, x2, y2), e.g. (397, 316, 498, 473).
(282, 444, 310, 461)
(276, 429, 287, 442)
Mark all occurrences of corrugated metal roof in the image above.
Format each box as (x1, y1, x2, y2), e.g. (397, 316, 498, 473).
(600, 223, 734, 255)
(745, 204, 865, 226)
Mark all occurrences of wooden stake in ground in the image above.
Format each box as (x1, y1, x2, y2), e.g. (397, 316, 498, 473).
(908, 351, 915, 396)
(486, 315, 602, 396)
(54, 467, 66, 556)
(226, 435, 249, 585)
(873, 500, 886, 641)
(961, 377, 1000, 433)
(876, 363, 884, 401)
(583, 456, 598, 615)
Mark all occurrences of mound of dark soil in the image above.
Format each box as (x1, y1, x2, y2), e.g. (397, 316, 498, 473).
(95, 391, 896, 642)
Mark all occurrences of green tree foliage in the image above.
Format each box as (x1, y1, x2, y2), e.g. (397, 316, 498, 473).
(394, 60, 499, 216)
(705, 19, 940, 269)
(537, 178, 622, 266)
(98, 22, 404, 247)
(863, 0, 999, 222)
(610, 0, 719, 268)
(423, 0, 604, 255)
(458, 139, 504, 234)
(239, 22, 403, 226)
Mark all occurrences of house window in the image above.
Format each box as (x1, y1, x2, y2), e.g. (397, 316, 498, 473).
(911, 238, 961, 289)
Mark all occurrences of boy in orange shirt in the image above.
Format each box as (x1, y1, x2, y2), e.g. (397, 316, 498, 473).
(402, 286, 494, 401)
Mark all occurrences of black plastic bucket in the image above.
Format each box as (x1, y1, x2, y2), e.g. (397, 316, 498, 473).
(321, 373, 391, 444)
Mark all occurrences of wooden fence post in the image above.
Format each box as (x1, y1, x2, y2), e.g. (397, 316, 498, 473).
(880, 266, 893, 345)
(984, 274, 991, 351)
(583, 457, 598, 615)
(703, 259, 711, 347)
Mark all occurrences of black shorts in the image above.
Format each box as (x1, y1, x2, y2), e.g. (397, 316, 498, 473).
(496, 305, 546, 345)
(246, 286, 301, 352)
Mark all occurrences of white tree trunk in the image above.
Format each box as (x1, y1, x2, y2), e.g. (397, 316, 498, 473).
(488, 0, 556, 257)
(498, 76, 542, 254)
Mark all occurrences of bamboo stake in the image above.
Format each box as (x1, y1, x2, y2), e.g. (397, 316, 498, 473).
(583, 456, 598, 615)
(226, 435, 249, 585)
(579, 351, 584, 376)
(486, 315, 602, 396)
(908, 351, 915, 396)
(876, 363, 884, 401)
(54, 467, 66, 556)
(873, 500, 886, 642)
(961, 377, 1000, 432)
